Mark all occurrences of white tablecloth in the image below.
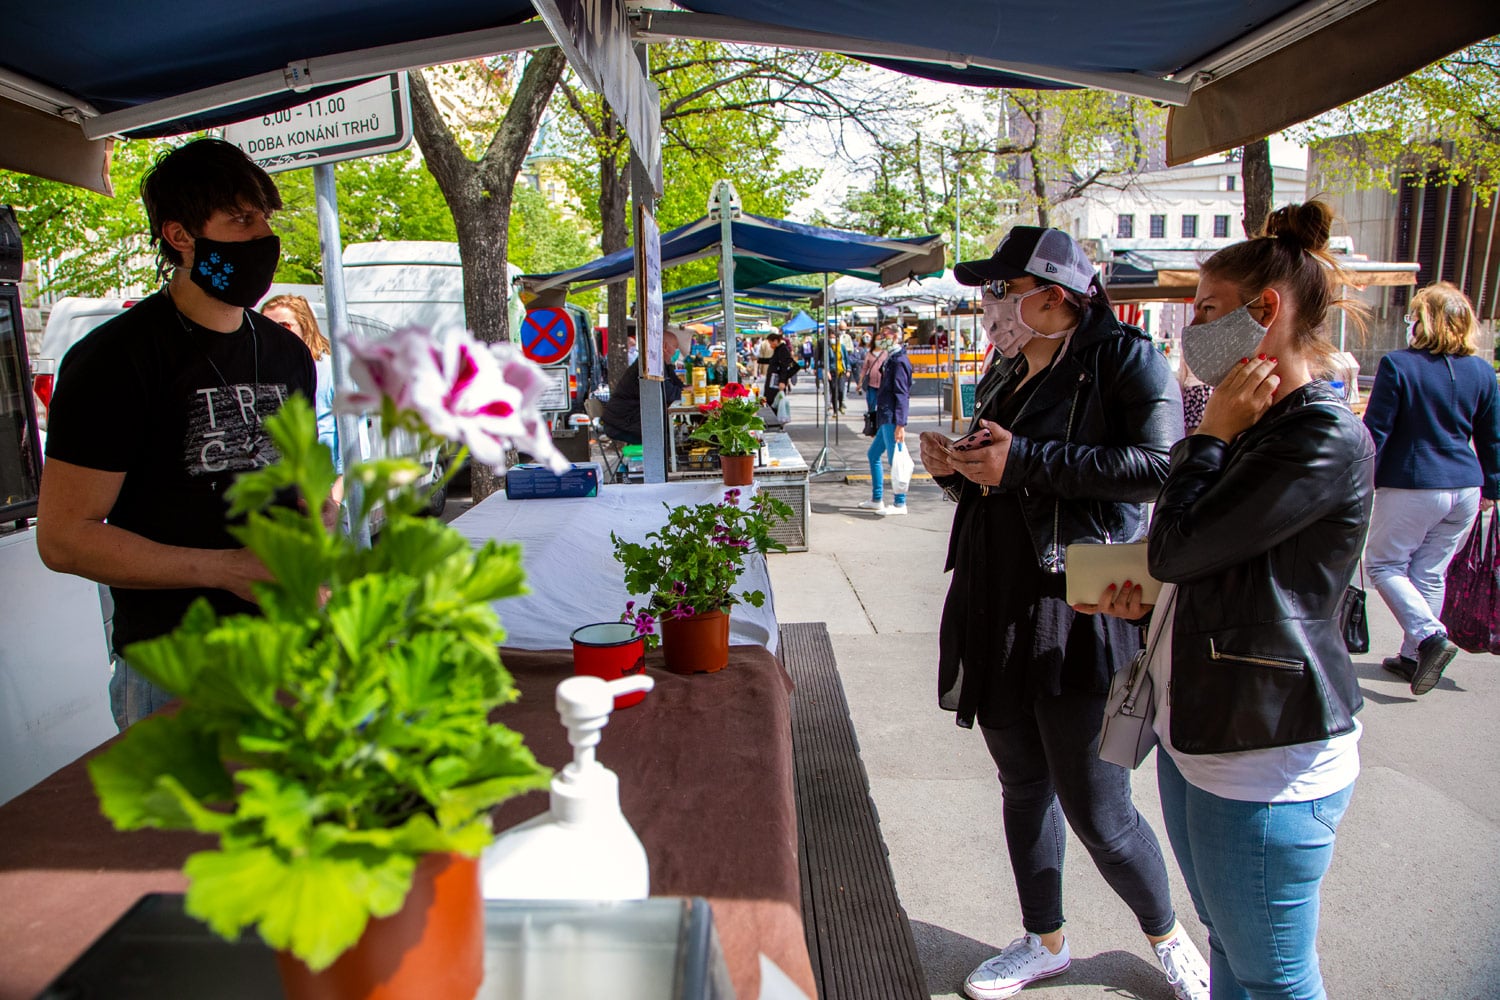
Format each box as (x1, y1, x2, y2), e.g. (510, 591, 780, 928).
(450, 481, 779, 655)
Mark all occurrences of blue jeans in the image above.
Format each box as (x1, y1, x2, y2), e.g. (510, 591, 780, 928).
(109, 654, 173, 731)
(865, 387, 878, 413)
(1365, 486, 1481, 659)
(1157, 753, 1353, 1000)
(867, 423, 905, 506)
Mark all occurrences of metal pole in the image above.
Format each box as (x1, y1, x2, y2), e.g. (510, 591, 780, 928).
(810, 272, 852, 477)
(1476, 193, 1499, 321)
(634, 46, 665, 484)
(716, 181, 739, 386)
(1458, 187, 1479, 294)
(314, 163, 368, 548)
(1433, 181, 1454, 282)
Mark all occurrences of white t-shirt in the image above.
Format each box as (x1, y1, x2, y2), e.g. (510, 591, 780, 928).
(1147, 584, 1360, 803)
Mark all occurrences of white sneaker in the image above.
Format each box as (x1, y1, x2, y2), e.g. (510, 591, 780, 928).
(877, 503, 908, 516)
(1154, 930, 1211, 1000)
(856, 499, 885, 511)
(964, 933, 1070, 1000)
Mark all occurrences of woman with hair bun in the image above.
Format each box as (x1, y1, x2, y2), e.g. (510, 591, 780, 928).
(1086, 202, 1375, 999)
(1363, 281, 1499, 693)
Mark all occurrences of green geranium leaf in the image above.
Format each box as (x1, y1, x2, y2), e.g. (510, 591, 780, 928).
(236, 770, 319, 851)
(234, 513, 333, 613)
(372, 516, 470, 579)
(183, 846, 288, 940)
(326, 575, 419, 660)
(459, 541, 529, 605)
(122, 599, 216, 696)
(89, 714, 235, 831)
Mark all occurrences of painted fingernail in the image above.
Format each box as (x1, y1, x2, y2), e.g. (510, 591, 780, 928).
(1240, 357, 1249, 364)
(1122, 580, 1133, 588)
(1106, 583, 1117, 591)
(1257, 353, 1266, 360)
(1270, 356, 1278, 363)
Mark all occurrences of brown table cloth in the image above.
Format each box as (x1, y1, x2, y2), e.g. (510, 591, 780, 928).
(0, 645, 813, 1000)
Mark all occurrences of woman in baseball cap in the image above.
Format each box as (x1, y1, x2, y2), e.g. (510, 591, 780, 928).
(922, 226, 1206, 1000)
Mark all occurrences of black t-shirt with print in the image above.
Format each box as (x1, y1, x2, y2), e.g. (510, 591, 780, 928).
(45, 291, 316, 653)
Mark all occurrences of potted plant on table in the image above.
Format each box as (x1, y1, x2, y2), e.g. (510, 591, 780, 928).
(86, 328, 568, 1000)
(689, 382, 764, 486)
(612, 488, 793, 673)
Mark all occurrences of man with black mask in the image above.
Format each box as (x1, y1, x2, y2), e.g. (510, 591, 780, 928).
(38, 138, 315, 730)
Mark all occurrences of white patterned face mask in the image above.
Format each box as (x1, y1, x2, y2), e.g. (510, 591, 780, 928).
(981, 287, 1066, 357)
(1181, 303, 1268, 385)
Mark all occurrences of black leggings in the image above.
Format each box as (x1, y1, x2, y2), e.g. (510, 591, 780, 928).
(980, 691, 1176, 937)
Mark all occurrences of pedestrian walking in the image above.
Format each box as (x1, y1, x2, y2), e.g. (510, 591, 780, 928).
(1363, 281, 1500, 692)
(921, 224, 1206, 1000)
(860, 328, 891, 415)
(1089, 201, 1374, 1000)
(860, 328, 912, 516)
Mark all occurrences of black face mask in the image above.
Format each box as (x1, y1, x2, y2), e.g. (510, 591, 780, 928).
(188, 234, 281, 308)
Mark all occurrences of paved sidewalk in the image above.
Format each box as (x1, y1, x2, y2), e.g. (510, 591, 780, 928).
(767, 376, 1500, 1000)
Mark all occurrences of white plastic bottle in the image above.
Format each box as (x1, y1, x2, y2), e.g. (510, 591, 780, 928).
(481, 673, 654, 900)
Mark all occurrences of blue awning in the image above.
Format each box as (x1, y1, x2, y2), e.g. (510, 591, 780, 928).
(662, 277, 819, 310)
(522, 213, 944, 293)
(4, 1, 1495, 193)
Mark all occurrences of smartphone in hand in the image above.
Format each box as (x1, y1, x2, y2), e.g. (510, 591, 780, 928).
(952, 427, 993, 452)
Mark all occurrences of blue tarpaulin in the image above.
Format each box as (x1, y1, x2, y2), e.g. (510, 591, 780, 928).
(780, 310, 818, 335)
(523, 213, 943, 293)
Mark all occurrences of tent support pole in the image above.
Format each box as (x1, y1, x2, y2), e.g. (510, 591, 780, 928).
(811, 272, 853, 478)
(315, 163, 369, 548)
(716, 181, 738, 386)
(636, 46, 666, 484)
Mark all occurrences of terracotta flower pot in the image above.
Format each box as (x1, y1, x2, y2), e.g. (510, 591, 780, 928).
(276, 852, 484, 1000)
(660, 608, 730, 674)
(720, 453, 754, 486)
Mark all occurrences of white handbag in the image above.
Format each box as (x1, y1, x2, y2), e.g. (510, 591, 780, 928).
(1098, 588, 1174, 769)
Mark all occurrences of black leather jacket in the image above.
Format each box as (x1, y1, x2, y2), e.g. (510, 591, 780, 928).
(942, 304, 1182, 573)
(1149, 381, 1375, 755)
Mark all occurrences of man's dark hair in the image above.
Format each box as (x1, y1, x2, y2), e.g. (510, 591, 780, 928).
(141, 138, 282, 269)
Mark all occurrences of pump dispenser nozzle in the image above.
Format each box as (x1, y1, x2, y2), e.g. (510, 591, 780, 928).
(481, 673, 655, 900)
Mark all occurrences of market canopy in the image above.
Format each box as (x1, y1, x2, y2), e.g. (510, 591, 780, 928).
(4, 1, 1495, 193)
(662, 277, 819, 311)
(1105, 248, 1421, 302)
(521, 213, 945, 293)
(781, 310, 818, 334)
(817, 270, 977, 309)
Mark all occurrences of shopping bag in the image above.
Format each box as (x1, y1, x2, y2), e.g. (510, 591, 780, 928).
(774, 392, 792, 426)
(890, 441, 914, 494)
(1440, 510, 1500, 654)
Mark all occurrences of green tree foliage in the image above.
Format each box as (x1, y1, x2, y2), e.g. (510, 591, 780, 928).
(1290, 38, 1500, 201)
(812, 121, 1009, 265)
(272, 151, 458, 283)
(0, 137, 169, 298)
(507, 183, 596, 277)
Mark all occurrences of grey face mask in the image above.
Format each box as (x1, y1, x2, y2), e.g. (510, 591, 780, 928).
(1181, 304, 1267, 386)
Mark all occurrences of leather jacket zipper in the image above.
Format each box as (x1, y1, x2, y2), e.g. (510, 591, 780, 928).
(1208, 638, 1303, 671)
(1048, 372, 1090, 568)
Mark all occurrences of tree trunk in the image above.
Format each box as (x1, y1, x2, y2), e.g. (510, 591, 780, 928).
(598, 117, 632, 387)
(1241, 139, 1274, 237)
(408, 51, 567, 502)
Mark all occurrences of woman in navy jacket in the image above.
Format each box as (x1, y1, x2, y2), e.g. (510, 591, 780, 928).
(1362, 281, 1500, 694)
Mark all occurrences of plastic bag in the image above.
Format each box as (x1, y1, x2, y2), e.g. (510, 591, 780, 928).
(1440, 510, 1500, 654)
(891, 440, 914, 494)
(774, 392, 792, 426)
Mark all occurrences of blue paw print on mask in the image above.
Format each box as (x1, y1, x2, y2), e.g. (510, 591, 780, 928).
(196, 252, 235, 291)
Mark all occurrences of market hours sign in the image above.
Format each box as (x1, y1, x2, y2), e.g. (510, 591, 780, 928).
(223, 74, 413, 174)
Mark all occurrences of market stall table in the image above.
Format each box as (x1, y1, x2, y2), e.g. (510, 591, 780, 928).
(450, 481, 779, 654)
(0, 645, 813, 1000)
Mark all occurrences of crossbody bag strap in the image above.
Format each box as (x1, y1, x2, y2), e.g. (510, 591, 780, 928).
(1123, 587, 1177, 708)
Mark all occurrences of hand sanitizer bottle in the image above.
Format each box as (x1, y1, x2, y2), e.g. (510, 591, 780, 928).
(481, 673, 654, 900)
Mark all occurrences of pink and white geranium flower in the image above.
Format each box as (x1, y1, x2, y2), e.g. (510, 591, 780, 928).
(341, 325, 567, 473)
